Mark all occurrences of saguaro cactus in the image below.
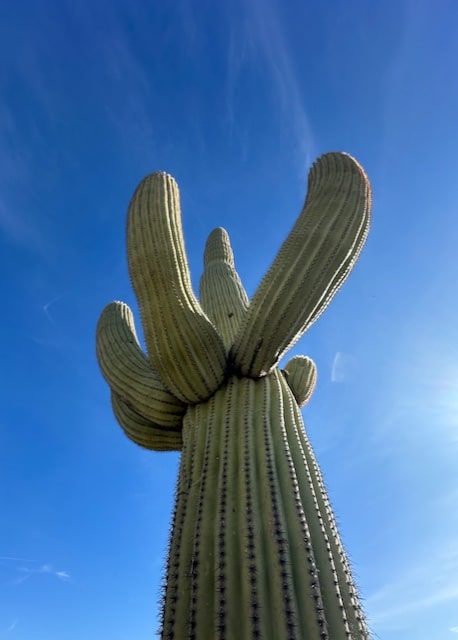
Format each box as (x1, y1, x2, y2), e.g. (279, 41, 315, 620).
(96, 152, 372, 639)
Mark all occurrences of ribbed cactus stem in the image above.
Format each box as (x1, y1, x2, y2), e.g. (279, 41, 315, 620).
(161, 371, 370, 639)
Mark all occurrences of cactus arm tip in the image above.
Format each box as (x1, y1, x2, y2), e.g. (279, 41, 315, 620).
(283, 355, 317, 407)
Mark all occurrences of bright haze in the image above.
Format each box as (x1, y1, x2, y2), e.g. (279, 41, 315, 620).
(1, 1, 457, 639)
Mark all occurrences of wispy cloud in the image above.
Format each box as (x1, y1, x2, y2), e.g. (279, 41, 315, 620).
(0, 54, 51, 255)
(55, 570, 70, 579)
(366, 542, 458, 631)
(225, 0, 315, 172)
(330, 351, 357, 383)
(450, 627, 458, 634)
(370, 340, 458, 453)
(42, 296, 62, 327)
(15, 564, 71, 585)
(0, 197, 45, 254)
(331, 351, 343, 382)
(1, 557, 71, 586)
(6, 619, 18, 632)
(65, 2, 156, 162)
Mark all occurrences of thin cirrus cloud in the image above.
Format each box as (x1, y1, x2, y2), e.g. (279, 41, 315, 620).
(6, 620, 17, 632)
(0, 199, 45, 255)
(366, 541, 458, 632)
(225, 0, 315, 172)
(55, 0, 161, 166)
(0, 558, 71, 586)
(0, 107, 45, 253)
(331, 351, 357, 383)
(0, 102, 49, 257)
(15, 564, 71, 585)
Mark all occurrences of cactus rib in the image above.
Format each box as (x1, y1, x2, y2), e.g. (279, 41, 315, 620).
(199, 227, 249, 349)
(111, 392, 182, 451)
(286, 390, 371, 638)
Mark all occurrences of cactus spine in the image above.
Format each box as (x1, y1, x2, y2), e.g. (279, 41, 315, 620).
(96, 152, 372, 639)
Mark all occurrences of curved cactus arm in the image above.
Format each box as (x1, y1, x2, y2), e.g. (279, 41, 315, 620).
(230, 152, 371, 377)
(127, 172, 227, 404)
(199, 227, 249, 349)
(96, 301, 186, 428)
(283, 355, 317, 407)
(111, 392, 182, 451)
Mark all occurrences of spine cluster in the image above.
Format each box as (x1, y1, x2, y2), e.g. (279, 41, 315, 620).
(96, 152, 373, 638)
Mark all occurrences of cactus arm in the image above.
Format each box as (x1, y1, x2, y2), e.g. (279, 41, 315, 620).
(111, 392, 182, 451)
(283, 355, 317, 407)
(230, 152, 371, 378)
(126, 172, 227, 403)
(199, 227, 249, 349)
(96, 301, 186, 428)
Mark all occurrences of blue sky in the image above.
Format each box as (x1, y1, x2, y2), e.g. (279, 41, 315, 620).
(1, 0, 457, 638)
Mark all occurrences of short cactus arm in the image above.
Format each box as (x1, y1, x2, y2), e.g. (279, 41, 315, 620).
(199, 227, 249, 349)
(111, 392, 182, 451)
(96, 301, 186, 428)
(230, 152, 371, 377)
(127, 172, 227, 403)
(283, 355, 317, 407)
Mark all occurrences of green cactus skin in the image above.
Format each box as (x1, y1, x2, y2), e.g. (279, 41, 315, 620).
(97, 302, 186, 430)
(96, 152, 372, 639)
(282, 355, 317, 408)
(199, 227, 249, 350)
(127, 172, 227, 404)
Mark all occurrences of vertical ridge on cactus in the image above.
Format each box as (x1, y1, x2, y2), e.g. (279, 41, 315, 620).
(111, 392, 183, 451)
(96, 151, 373, 639)
(199, 227, 249, 349)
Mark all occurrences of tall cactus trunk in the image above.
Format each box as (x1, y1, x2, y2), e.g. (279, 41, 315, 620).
(161, 371, 368, 640)
(96, 152, 373, 639)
